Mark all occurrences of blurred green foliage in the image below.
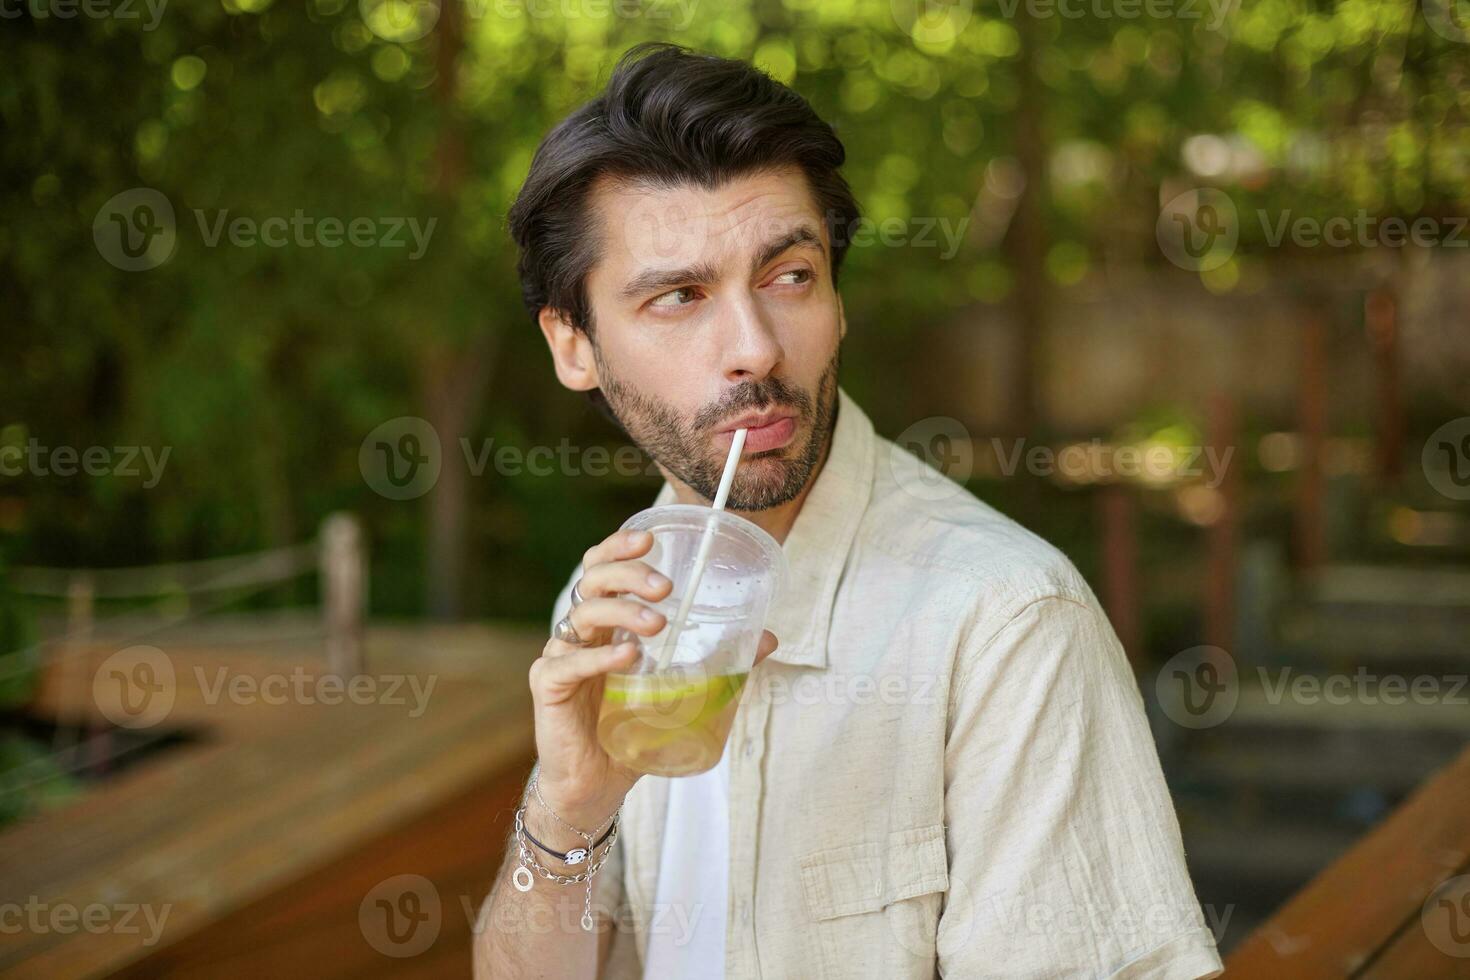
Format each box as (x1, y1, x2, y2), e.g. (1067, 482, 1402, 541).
(1, 0, 1466, 625)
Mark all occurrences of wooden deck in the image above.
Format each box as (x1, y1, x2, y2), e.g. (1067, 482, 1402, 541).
(1227, 743, 1470, 978)
(0, 620, 543, 978)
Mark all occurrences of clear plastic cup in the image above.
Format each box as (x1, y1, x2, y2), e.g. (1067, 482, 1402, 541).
(596, 504, 787, 777)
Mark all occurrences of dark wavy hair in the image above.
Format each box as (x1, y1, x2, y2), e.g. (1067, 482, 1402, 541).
(508, 42, 860, 341)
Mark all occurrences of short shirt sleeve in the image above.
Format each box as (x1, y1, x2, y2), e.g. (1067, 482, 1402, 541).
(938, 594, 1224, 979)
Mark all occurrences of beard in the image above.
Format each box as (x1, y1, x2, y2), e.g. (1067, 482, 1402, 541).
(595, 347, 840, 511)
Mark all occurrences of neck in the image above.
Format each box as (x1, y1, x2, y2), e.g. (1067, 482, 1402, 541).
(661, 425, 835, 546)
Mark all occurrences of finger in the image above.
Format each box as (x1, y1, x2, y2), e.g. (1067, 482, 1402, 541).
(531, 641, 640, 698)
(578, 560, 672, 603)
(582, 529, 653, 574)
(543, 634, 596, 659)
(753, 629, 780, 666)
(569, 597, 666, 639)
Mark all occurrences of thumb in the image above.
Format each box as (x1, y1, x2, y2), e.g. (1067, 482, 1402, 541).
(752, 629, 780, 666)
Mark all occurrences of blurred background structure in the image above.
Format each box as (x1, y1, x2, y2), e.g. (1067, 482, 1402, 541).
(3, 0, 1470, 975)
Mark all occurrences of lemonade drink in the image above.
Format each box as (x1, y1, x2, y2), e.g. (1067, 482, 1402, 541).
(594, 504, 785, 778)
(598, 667, 748, 777)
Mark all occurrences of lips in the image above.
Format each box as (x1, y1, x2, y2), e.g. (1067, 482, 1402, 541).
(717, 415, 797, 454)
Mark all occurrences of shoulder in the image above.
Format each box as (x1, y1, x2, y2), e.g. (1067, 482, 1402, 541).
(862, 431, 1097, 619)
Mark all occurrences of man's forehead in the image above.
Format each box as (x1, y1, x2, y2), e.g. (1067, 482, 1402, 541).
(589, 168, 827, 271)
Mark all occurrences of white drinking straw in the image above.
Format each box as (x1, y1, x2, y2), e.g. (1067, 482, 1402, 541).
(654, 428, 747, 670)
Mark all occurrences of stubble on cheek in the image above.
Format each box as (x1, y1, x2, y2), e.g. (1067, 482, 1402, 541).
(595, 346, 840, 511)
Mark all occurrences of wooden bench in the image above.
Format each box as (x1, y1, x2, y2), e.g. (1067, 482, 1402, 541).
(1226, 743, 1470, 978)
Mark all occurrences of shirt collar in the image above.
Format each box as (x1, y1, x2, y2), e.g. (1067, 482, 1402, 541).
(650, 386, 875, 670)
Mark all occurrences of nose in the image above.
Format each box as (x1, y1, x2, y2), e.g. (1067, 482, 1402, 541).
(721, 294, 785, 383)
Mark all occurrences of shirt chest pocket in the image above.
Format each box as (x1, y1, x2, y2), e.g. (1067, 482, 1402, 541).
(797, 823, 950, 978)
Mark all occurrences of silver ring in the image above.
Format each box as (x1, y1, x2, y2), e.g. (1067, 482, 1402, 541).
(570, 579, 587, 607)
(552, 614, 586, 645)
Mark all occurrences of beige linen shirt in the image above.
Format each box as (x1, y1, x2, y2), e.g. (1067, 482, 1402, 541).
(550, 387, 1224, 980)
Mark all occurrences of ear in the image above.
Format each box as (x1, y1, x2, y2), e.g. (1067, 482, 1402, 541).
(537, 307, 600, 392)
(836, 292, 847, 342)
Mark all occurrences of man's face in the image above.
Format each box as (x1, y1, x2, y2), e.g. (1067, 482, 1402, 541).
(575, 167, 843, 511)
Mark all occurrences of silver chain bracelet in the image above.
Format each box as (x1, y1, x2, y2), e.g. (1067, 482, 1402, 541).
(512, 805, 621, 930)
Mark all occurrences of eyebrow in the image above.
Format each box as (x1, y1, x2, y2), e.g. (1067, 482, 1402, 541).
(617, 224, 827, 301)
(750, 225, 826, 274)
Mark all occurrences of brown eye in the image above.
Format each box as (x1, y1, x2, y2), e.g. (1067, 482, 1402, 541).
(772, 269, 811, 285)
(650, 286, 699, 308)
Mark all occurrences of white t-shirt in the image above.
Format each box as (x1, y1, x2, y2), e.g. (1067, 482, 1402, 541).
(640, 741, 731, 980)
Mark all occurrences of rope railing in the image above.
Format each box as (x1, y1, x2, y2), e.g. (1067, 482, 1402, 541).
(0, 513, 369, 800)
(1, 512, 366, 675)
(6, 543, 319, 600)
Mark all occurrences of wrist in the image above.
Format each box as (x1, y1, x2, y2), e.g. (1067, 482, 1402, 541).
(531, 782, 624, 834)
(531, 770, 628, 831)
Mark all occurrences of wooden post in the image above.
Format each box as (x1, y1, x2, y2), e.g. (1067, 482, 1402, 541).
(1294, 306, 1329, 571)
(54, 574, 94, 756)
(1205, 390, 1240, 653)
(1099, 482, 1140, 668)
(1365, 287, 1402, 488)
(320, 513, 366, 678)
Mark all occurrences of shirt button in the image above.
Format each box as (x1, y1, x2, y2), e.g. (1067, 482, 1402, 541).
(743, 739, 757, 758)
